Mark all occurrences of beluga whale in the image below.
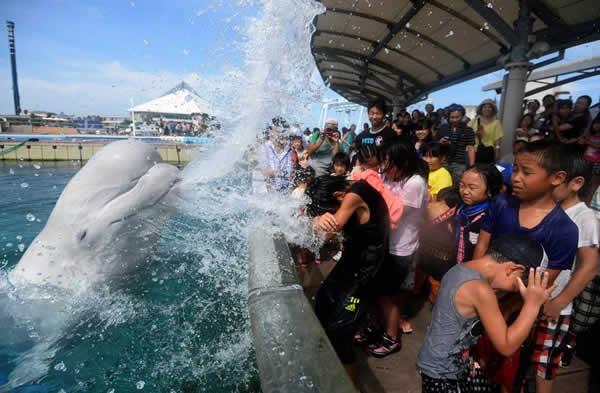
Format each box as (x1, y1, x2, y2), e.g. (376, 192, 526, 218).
(8, 140, 181, 291)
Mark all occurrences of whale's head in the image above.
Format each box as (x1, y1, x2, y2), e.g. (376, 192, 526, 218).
(9, 140, 181, 290)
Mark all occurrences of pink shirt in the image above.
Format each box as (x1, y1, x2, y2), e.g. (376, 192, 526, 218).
(352, 169, 404, 230)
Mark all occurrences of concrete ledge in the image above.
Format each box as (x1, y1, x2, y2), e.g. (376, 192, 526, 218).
(247, 229, 355, 393)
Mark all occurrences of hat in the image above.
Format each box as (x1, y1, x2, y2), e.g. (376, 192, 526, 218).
(477, 99, 498, 116)
(324, 119, 338, 130)
(489, 233, 547, 269)
(495, 163, 513, 186)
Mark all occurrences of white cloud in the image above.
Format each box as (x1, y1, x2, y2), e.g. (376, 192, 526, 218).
(0, 61, 224, 116)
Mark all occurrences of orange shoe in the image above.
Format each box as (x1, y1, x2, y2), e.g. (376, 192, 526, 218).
(400, 320, 413, 334)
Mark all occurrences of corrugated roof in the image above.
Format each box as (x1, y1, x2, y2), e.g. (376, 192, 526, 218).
(312, 0, 600, 106)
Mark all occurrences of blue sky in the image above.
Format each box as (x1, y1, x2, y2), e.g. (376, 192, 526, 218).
(1, 0, 599, 127)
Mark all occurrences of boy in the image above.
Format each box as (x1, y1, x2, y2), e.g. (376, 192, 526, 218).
(354, 99, 397, 151)
(473, 140, 579, 393)
(422, 143, 452, 199)
(331, 152, 351, 177)
(545, 146, 599, 370)
(435, 104, 476, 183)
(417, 233, 557, 392)
(307, 175, 390, 391)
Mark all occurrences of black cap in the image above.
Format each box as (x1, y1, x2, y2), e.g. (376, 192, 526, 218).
(488, 233, 546, 269)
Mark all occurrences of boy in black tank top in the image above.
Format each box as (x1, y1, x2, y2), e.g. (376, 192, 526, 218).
(306, 175, 390, 390)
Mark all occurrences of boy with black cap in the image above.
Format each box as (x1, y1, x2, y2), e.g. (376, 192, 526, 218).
(417, 234, 557, 393)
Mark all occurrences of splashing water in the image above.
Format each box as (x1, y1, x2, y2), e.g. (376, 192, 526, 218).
(0, 0, 326, 392)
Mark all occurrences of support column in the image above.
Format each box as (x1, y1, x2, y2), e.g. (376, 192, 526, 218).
(392, 95, 406, 118)
(499, 0, 532, 158)
(500, 61, 530, 155)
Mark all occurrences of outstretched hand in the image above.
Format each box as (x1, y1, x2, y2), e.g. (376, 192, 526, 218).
(517, 267, 558, 308)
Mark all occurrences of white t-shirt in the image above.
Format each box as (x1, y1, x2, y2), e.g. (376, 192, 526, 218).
(384, 175, 429, 256)
(544, 202, 599, 315)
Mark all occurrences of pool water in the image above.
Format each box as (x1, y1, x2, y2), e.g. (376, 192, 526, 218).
(0, 160, 261, 393)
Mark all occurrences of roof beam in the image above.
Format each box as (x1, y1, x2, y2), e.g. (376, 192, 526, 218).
(462, 0, 519, 46)
(316, 53, 397, 92)
(367, 0, 427, 62)
(527, 0, 568, 30)
(312, 47, 423, 88)
(330, 83, 391, 100)
(328, 75, 395, 94)
(315, 29, 444, 78)
(428, 0, 508, 52)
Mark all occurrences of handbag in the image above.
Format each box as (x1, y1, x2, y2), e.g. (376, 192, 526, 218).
(475, 118, 496, 163)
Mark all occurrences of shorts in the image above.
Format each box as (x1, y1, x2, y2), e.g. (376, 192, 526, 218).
(571, 275, 600, 335)
(420, 371, 495, 393)
(315, 282, 371, 364)
(373, 253, 414, 296)
(531, 315, 570, 380)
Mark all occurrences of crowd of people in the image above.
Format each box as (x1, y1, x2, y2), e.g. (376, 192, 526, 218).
(255, 94, 600, 393)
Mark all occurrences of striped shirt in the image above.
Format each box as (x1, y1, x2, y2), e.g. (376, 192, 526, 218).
(436, 123, 475, 165)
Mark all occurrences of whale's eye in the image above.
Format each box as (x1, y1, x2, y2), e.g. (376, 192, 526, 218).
(79, 230, 87, 241)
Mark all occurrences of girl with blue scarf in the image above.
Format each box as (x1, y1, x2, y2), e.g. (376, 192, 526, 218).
(455, 164, 503, 263)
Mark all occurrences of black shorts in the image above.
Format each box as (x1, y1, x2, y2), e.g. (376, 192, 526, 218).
(373, 253, 413, 296)
(315, 282, 371, 364)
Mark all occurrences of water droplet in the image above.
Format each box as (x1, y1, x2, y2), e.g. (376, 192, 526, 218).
(405, 22, 410, 28)
(54, 361, 66, 371)
(136, 381, 145, 390)
(328, 39, 333, 44)
(34, 173, 39, 177)
(6, 243, 13, 248)
(384, 48, 389, 54)
(17, 244, 25, 252)
(9, 168, 14, 175)
(33, 163, 41, 169)
(108, 389, 115, 393)
(445, 30, 454, 38)
(129, 1, 135, 7)
(487, 2, 493, 8)
(143, 39, 149, 45)
(26, 213, 36, 222)
(20, 182, 29, 188)
(183, 49, 190, 55)
(16, 235, 22, 241)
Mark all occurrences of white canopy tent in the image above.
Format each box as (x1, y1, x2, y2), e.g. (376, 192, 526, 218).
(129, 82, 218, 119)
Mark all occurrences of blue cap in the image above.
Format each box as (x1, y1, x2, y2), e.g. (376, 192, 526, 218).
(495, 163, 513, 186)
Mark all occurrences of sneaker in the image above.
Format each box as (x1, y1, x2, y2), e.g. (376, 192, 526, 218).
(354, 326, 379, 345)
(400, 320, 413, 334)
(367, 332, 401, 358)
(560, 344, 575, 368)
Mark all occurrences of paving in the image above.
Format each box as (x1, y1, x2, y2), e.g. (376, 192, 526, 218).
(296, 259, 593, 393)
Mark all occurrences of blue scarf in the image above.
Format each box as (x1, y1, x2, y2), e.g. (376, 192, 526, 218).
(455, 200, 490, 228)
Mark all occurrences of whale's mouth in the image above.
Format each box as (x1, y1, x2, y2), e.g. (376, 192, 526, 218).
(108, 177, 180, 226)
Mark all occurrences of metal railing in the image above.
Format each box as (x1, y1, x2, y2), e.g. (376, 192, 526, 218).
(247, 229, 355, 393)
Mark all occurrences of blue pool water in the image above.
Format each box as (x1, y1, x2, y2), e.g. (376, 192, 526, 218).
(0, 160, 260, 393)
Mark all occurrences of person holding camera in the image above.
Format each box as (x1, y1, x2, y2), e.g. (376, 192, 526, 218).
(306, 119, 343, 176)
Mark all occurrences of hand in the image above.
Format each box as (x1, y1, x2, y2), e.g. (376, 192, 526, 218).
(517, 267, 558, 308)
(541, 298, 564, 323)
(440, 138, 450, 145)
(317, 213, 338, 232)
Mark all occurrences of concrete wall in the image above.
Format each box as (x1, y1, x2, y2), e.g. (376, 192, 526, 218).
(0, 141, 203, 164)
(6, 124, 33, 134)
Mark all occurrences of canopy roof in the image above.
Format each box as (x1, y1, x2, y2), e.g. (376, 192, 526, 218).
(129, 82, 215, 116)
(311, 0, 600, 106)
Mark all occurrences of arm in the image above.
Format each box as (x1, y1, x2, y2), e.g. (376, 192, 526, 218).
(494, 137, 502, 161)
(543, 246, 599, 321)
(306, 135, 324, 157)
(474, 267, 556, 356)
(316, 192, 365, 233)
(467, 145, 475, 166)
(473, 229, 491, 258)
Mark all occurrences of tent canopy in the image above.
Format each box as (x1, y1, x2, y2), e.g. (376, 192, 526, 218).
(129, 82, 216, 116)
(311, 0, 600, 106)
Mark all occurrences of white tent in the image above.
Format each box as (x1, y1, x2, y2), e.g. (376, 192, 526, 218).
(129, 82, 217, 117)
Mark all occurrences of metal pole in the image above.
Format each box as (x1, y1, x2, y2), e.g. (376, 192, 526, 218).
(6, 21, 21, 115)
(499, 0, 532, 157)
